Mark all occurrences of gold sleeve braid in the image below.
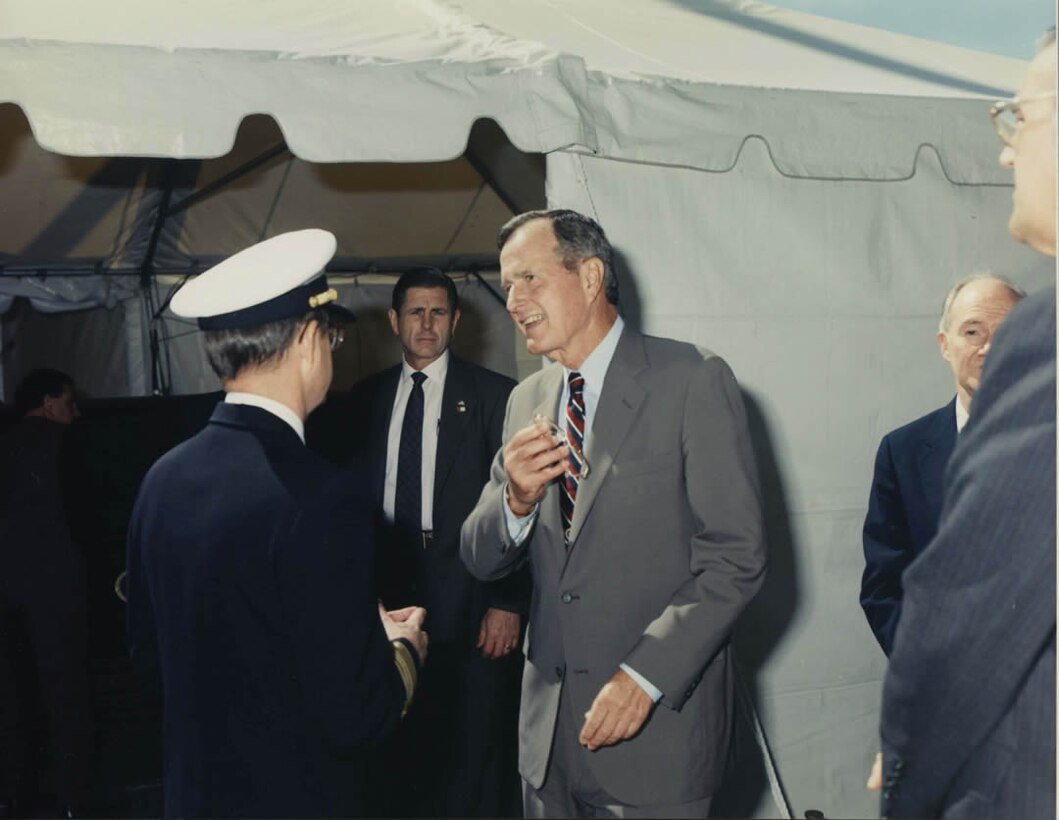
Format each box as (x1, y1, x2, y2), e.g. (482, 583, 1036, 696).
(391, 640, 418, 717)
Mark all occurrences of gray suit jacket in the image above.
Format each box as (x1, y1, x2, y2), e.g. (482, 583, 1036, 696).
(881, 286, 1056, 818)
(461, 326, 767, 805)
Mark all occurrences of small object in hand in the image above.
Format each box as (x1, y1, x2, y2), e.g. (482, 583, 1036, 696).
(532, 413, 590, 477)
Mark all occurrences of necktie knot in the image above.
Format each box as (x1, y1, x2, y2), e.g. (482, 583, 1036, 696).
(568, 371, 584, 394)
(411, 371, 427, 387)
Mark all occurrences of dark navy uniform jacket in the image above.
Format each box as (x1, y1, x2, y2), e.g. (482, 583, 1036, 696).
(860, 398, 957, 655)
(127, 402, 405, 818)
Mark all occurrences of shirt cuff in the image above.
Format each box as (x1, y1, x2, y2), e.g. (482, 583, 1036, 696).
(502, 486, 539, 545)
(620, 663, 663, 703)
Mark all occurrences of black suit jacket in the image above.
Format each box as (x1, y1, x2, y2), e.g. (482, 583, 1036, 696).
(881, 287, 1056, 817)
(127, 403, 406, 818)
(345, 355, 524, 647)
(861, 398, 957, 654)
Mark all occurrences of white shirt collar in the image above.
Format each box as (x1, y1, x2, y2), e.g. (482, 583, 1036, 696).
(564, 315, 625, 385)
(955, 395, 970, 433)
(402, 349, 450, 385)
(225, 392, 305, 442)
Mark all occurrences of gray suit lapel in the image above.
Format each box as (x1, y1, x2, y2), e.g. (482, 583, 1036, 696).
(568, 328, 646, 547)
(532, 367, 565, 544)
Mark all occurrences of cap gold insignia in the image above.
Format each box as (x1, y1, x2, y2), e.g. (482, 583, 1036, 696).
(308, 288, 338, 308)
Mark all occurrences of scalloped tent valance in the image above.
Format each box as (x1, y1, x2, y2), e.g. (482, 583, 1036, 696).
(1, 0, 1024, 183)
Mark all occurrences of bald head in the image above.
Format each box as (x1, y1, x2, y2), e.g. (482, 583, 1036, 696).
(937, 276, 1024, 410)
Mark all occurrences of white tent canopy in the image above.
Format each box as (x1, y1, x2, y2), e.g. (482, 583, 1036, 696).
(4, 0, 1023, 174)
(1, 2, 1052, 817)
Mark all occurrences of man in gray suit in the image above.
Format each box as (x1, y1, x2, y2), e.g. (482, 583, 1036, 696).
(879, 30, 1056, 817)
(461, 209, 766, 817)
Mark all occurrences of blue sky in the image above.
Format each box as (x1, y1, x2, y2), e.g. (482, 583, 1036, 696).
(764, 0, 1056, 59)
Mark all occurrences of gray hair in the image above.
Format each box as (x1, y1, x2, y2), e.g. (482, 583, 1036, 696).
(938, 273, 1026, 333)
(498, 209, 620, 306)
(203, 309, 330, 382)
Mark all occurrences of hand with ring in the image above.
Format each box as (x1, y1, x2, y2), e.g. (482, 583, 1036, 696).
(477, 607, 521, 659)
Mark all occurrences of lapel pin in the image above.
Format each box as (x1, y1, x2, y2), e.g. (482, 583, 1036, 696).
(456, 400, 467, 414)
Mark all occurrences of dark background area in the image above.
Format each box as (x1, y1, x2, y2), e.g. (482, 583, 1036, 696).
(2, 392, 219, 816)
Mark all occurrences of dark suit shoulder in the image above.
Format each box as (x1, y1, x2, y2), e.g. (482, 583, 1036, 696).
(349, 363, 401, 397)
(883, 401, 954, 450)
(145, 411, 336, 506)
(450, 356, 517, 394)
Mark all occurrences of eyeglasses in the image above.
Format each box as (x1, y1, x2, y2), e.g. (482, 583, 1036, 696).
(990, 91, 1057, 145)
(299, 321, 344, 351)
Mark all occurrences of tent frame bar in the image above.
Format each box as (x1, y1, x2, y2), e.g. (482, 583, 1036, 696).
(0, 254, 500, 279)
(167, 142, 290, 218)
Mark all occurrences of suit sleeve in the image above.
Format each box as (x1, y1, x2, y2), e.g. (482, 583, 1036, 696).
(275, 484, 407, 754)
(860, 435, 911, 655)
(480, 377, 532, 615)
(126, 484, 161, 699)
(623, 356, 767, 708)
(461, 390, 534, 583)
(880, 297, 1056, 817)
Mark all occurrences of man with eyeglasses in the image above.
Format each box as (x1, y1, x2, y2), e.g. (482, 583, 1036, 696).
(878, 29, 1056, 819)
(126, 230, 428, 818)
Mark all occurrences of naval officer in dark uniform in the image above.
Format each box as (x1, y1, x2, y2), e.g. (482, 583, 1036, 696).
(126, 229, 428, 818)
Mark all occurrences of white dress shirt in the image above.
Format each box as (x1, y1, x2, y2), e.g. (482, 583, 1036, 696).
(955, 395, 969, 433)
(382, 350, 449, 530)
(225, 392, 305, 442)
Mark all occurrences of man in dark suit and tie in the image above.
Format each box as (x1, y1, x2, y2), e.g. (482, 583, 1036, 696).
(879, 31, 1056, 817)
(860, 274, 1023, 655)
(349, 268, 525, 817)
(461, 209, 767, 817)
(126, 230, 428, 818)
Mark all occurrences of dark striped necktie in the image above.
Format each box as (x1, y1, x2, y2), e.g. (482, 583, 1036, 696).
(560, 371, 585, 544)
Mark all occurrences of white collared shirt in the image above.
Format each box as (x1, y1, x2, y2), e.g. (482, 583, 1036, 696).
(382, 350, 450, 530)
(558, 315, 625, 446)
(955, 395, 969, 433)
(225, 392, 305, 443)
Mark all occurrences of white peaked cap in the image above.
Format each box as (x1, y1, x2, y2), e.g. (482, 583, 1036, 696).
(171, 229, 353, 329)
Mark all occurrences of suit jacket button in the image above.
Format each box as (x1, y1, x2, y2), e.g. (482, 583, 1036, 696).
(555, 666, 564, 679)
(561, 592, 573, 604)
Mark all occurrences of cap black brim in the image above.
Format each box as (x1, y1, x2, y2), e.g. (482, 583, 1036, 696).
(324, 303, 357, 323)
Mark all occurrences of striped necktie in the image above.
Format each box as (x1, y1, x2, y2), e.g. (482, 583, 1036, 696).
(560, 371, 585, 544)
